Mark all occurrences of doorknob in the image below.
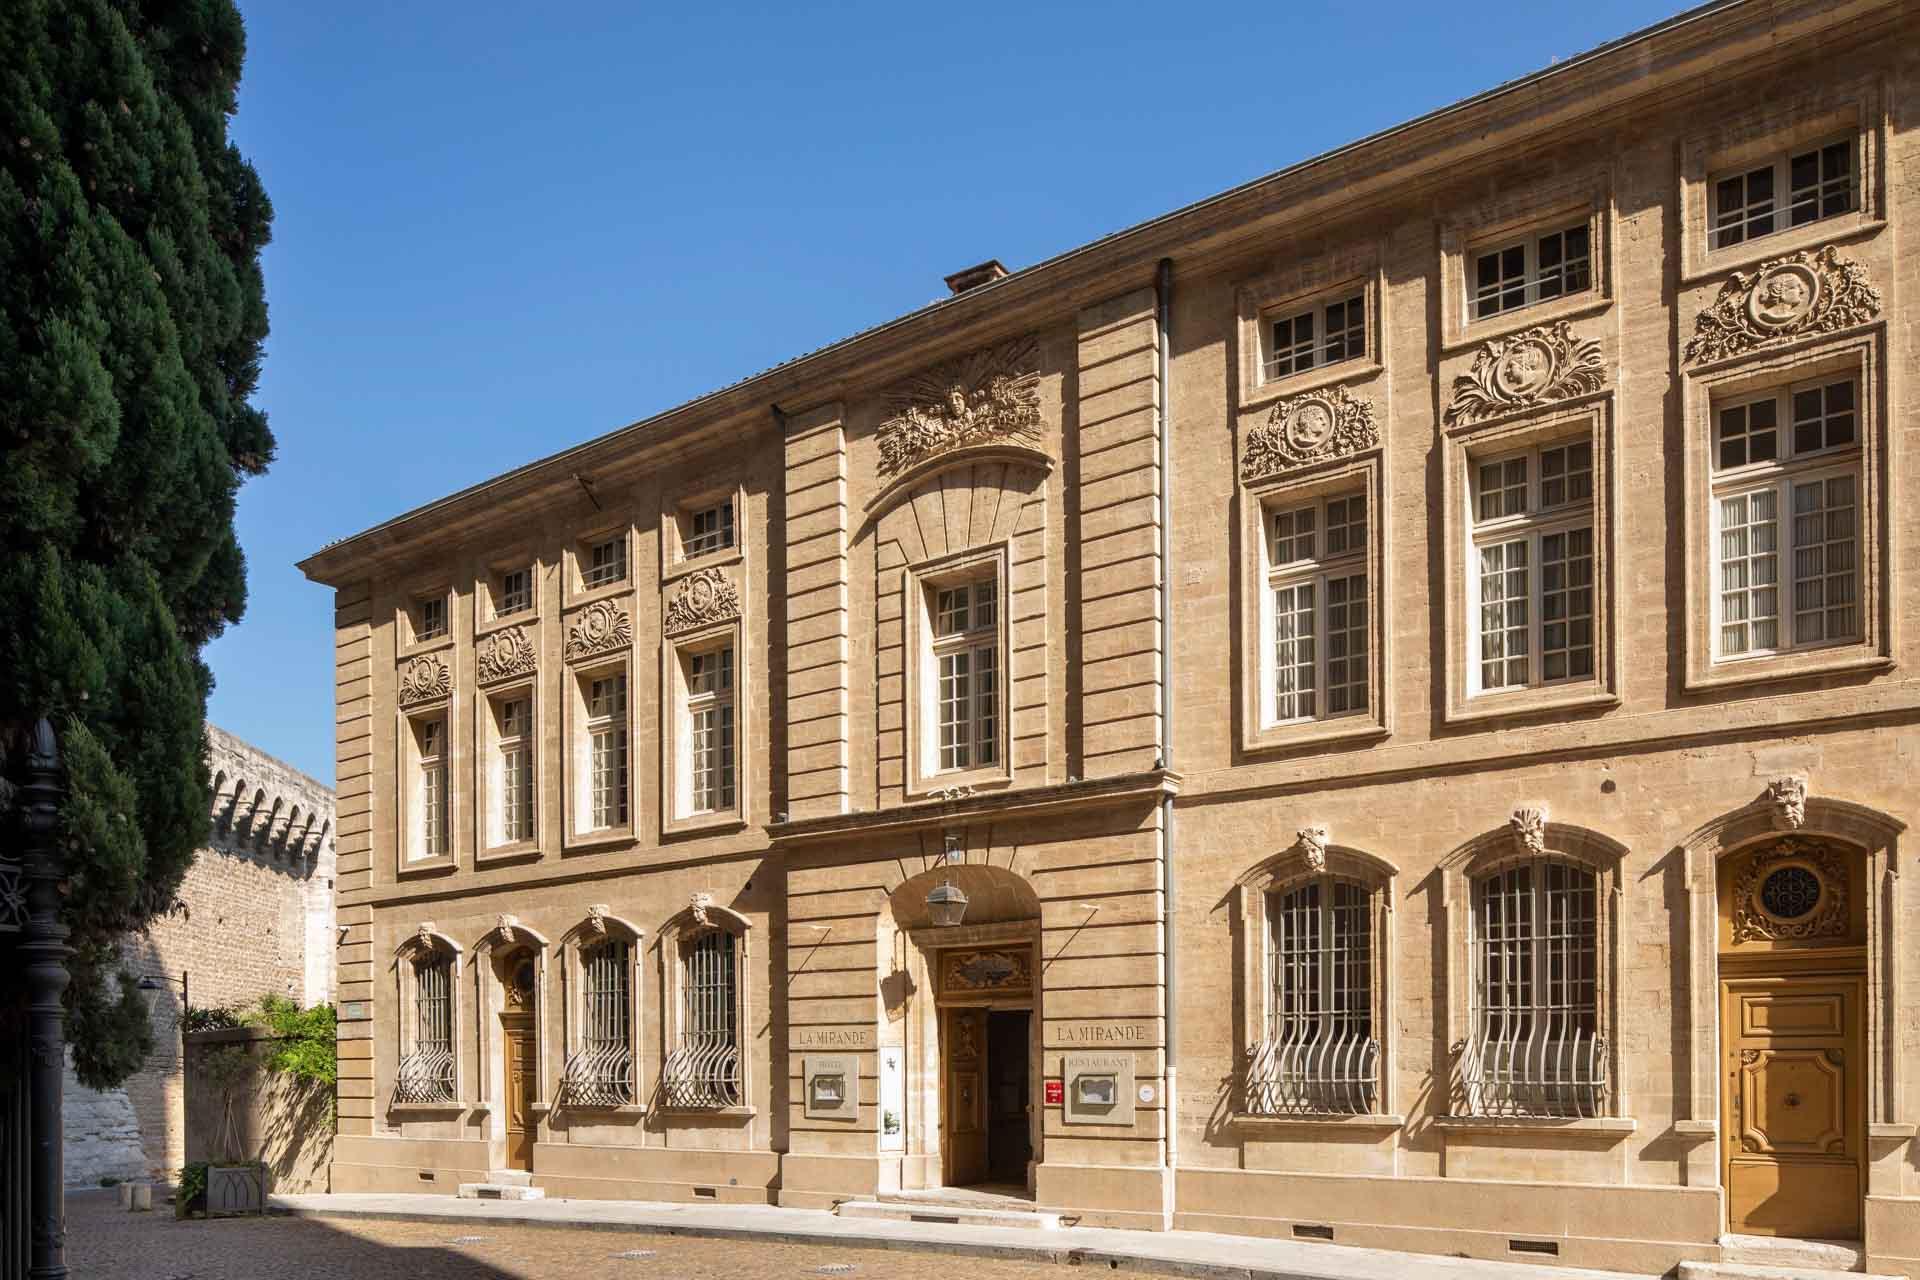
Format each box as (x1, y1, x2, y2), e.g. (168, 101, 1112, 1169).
(1783, 1092, 1802, 1108)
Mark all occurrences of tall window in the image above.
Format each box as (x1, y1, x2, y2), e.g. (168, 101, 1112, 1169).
(1473, 223, 1591, 319)
(930, 575, 999, 772)
(1248, 877, 1377, 1116)
(662, 929, 741, 1108)
(415, 595, 447, 642)
(563, 940, 633, 1106)
(586, 672, 629, 830)
(686, 646, 735, 814)
(1469, 440, 1595, 693)
(396, 953, 455, 1104)
(1464, 860, 1603, 1118)
(414, 716, 448, 859)
(495, 695, 533, 844)
(582, 536, 627, 589)
(1265, 494, 1368, 723)
(495, 567, 533, 618)
(1266, 293, 1365, 381)
(1710, 139, 1855, 250)
(1713, 376, 1860, 659)
(684, 500, 735, 558)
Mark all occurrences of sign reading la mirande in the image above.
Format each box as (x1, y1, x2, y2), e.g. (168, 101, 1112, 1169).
(1051, 1021, 1157, 1046)
(791, 1027, 878, 1051)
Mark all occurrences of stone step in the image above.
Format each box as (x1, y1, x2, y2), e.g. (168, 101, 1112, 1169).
(480, 1169, 533, 1187)
(834, 1199, 1060, 1230)
(455, 1183, 545, 1201)
(1681, 1265, 1896, 1280)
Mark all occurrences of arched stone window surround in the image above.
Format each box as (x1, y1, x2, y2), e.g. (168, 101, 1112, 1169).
(390, 927, 465, 1107)
(1675, 794, 1905, 1179)
(1231, 842, 1400, 1125)
(471, 919, 553, 1116)
(655, 897, 753, 1116)
(557, 911, 646, 1110)
(243, 786, 268, 843)
(1438, 820, 1628, 1124)
(858, 444, 1055, 530)
(210, 771, 229, 830)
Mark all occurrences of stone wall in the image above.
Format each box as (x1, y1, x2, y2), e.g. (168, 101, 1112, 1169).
(184, 1027, 333, 1193)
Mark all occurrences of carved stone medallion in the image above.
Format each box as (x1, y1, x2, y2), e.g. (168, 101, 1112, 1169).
(1241, 384, 1378, 481)
(1294, 825, 1330, 873)
(877, 336, 1043, 477)
(476, 625, 537, 685)
(1730, 839, 1849, 945)
(664, 569, 740, 635)
(397, 654, 451, 707)
(1509, 805, 1549, 858)
(564, 599, 632, 662)
(1684, 246, 1881, 365)
(1444, 322, 1605, 426)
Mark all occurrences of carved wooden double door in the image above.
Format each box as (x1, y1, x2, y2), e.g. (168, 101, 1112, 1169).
(1721, 975, 1864, 1239)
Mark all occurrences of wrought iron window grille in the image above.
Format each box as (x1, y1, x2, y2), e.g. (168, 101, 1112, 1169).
(562, 941, 634, 1107)
(659, 929, 741, 1109)
(395, 956, 456, 1104)
(1245, 877, 1380, 1116)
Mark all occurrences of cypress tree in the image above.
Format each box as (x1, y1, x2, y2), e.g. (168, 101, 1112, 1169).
(0, 0, 274, 1086)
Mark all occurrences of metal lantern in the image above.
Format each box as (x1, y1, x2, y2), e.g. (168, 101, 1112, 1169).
(926, 878, 969, 928)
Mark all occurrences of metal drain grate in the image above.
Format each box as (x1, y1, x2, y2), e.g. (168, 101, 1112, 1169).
(611, 1249, 658, 1260)
(818, 1265, 858, 1274)
(449, 1235, 491, 1244)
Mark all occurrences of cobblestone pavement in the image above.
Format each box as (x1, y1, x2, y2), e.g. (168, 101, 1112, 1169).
(66, 1191, 1066, 1280)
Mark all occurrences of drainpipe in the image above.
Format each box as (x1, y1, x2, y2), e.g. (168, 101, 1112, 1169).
(1154, 257, 1177, 1182)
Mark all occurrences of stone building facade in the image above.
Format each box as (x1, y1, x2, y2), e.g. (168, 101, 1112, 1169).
(63, 725, 338, 1182)
(299, 1, 1920, 1272)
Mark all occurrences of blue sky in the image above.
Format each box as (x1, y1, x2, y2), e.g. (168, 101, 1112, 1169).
(206, 0, 1689, 782)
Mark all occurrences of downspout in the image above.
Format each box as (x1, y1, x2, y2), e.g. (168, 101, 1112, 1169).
(1155, 257, 1177, 1183)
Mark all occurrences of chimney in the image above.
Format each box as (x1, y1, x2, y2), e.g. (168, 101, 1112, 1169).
(943, 259, 1008, 295)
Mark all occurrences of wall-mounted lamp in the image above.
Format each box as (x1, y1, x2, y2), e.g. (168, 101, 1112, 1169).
(926, 879, 969, 928)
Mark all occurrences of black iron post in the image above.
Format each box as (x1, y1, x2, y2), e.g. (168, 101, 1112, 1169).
(21, 720, 69, 1280)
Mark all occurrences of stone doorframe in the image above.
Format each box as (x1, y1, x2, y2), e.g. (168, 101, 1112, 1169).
(1677, 791, 1908, 1193)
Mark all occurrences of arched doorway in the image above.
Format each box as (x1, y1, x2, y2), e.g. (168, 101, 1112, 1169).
(1718, 835, 1866, 1240)
(889, 864, 1041, 1194)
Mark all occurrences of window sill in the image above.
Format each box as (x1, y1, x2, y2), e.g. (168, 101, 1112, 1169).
(1686, 648, 1891, 694)
(1671, 1119, 1718, 1141)
(563, 827, 636, 856)
(1244, 718, 1389, 757)
(664, 545, 744, 585)
(388, 1101, 465, 1116)
(1684, 216, 1887, 287)
(476, 840, 542, 867)
(1238, 359, 1383, 416)
(1435, 1115, 1636, 1138)
(658, 1105, 755, 1123)
(396, 633, 456, 662)
(1444, 291, 1611, 356)
(1446, 685, 1619, 727)
(1869, 1122, 1918, 1141)
(560, 1103, 648, 1117)
(905, 769, 1012, 804)
(476, 610, 540, 643)
(1232, 1112, 1403, 1132)
(397, 854, 457, 877)
(563, 577, 634, 613)
(663, 812, 750, 841)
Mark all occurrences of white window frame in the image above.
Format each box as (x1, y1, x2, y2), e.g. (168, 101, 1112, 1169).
(1707, 135, 1857, 252)
(410, 713, 449, 862)
(487, 690, 535, 848)
(1470, 222, 1592, 322)
(415, 594, 448, 643)
(676, 641, 737, 818)
(567, 662, 631, 843)
(928, 573, 1000, 775)
(1262, 291, 1366, 383)
(1709, 375, 1862, 664)
(581, 534, 628, 590)
(1465, 440, 1597, 698)
(494, 565, 534, 619)
(1259, 492, 1369, 729)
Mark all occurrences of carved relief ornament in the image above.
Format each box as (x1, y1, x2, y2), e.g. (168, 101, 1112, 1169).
(586, 903, 609, 935)
(944, 948, 1032, 992)
(664, 569, 740, 635)
(397, 654, 452, 707)
(1730, 838, 1849, 945)
(564, 599, 632, 662)
(1766, 775, 1809, 831)
(876, 335, 1043, 478)
(1509, 805, 1549, 858)
(1444, 321, 1605, 426)
(689, 892, 714, 927)
(1241, 384, 1378, 481)
(1683, 245, 1880, 365)
(475, 625, 537, 685)
(496, 913, 519, 944)
(1294, 825, 1330, 873)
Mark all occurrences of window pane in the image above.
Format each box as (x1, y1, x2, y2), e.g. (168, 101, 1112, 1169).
(1719, 489, 1780, 654)
(1791, 378, 1856, 455)
(1792, 475, 1857, 646)
(938, 651, 971, 771)
(1325, 573, 1367, 715)
(1273, 582, 1317, 720)
(1540, 527, 1595, 682)
(1478, 540, 1530, 689)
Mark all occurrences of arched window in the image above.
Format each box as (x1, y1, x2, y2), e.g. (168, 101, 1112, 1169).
(663, 927, 740, 1108)
(1250, 874, 1379, 1116)
(1463, 858, 1602, 1118)
(397, 950, 456, 1104)
(563, 935, 635, 1106)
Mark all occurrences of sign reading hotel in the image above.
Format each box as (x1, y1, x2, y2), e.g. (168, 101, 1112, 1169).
(791, 1026, 879, 1051)
(1050, 1020, 1158, 1046)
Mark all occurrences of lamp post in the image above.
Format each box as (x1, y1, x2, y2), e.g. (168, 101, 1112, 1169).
(21, 719, 70, 1280)
(137, 972, 189, 1060)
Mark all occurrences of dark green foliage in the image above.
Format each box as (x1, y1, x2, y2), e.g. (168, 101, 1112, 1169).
(250, 996, 336, 1089)
(0, 0, 273, 1087)
(183, 1003, 244, 1032)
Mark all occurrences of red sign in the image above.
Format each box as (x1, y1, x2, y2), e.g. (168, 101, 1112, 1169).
(1043, 1079, 1064, 1106)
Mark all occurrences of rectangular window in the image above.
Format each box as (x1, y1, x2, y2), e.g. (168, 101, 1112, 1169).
(1711, 140, 1855, 250)
(1712, 377, 1860, 660)
(1265, 293, 1365, 381)
(415, 717, 448, 859)
(496, 567, 533, 618)
(684, 500, 735, 559)
(396, 954, 456, 1104)
(930, 575, 999, 772)
(686, 646, 735, 814)
(415, 596, 447, 642)
(1469, 444, 1595, 693)
(1473, 223, 1591, 319)
(1266, 493, 1368, 724)
(1248, 877, 1378, 1116)
(496, 696, 533, 844)
(661, 929, 742, 1108)
(563, 940, 633, 1106)
(586, 672, 629, 830)
(582, 536, 627, 589)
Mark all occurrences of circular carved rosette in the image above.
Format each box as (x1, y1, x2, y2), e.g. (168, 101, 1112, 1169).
(1745, 262, 1820, 332)
(1492, 337, 1555, 398)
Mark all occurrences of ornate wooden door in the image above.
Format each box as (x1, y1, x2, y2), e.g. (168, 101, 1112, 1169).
(1722, 976, 1863, 1239)
(943, 1006, 987, 1186)
(503, 1018, 537, 1171)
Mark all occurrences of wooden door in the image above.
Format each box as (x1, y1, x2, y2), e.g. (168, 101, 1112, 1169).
(1723, 976, 1863, 1239)
(943, 1006, 986, 1186)
(503, 1018, 537, 1171)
